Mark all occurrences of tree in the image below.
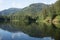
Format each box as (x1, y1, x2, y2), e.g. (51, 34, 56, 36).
(54, 0, 60, 15)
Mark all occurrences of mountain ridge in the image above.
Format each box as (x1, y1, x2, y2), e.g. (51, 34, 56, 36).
(0, 8, 21, 15)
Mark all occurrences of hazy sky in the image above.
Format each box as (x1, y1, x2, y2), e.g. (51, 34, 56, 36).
(0, 0, 57, 11)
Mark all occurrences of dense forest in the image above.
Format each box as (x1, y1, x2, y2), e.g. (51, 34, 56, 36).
(0, 0, 60, 24)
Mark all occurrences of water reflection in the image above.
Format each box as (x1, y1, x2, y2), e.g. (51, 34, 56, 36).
(0, 22, 60, 40)
(0, 29, 54, 40)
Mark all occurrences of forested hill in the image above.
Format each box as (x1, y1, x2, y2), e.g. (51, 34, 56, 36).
(11, 3, 48, 17)
(10, 0, 60, 24)
(22, 3, 49, 14)
(0, 8, 21, 16)
(10, 3, 49, 22)
(0, 0, 60, 24)
(0, 3, 48, 16)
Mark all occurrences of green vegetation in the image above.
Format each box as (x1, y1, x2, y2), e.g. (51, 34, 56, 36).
(9, 0, 60, 24)
(0, 0, 60, 24)
(0, 1, 60, 40)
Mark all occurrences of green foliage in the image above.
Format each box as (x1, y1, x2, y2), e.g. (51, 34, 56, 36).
(54, 0, 60, 15)
(9, 3, 48, 23)
(1, 0, 60, 23)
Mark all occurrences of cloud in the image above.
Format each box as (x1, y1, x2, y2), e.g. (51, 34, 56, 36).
(0, 0, 57, 11)
(12, 32, 22, 39)
(0, 0, 3, 4)
(33, 0, 57, 4)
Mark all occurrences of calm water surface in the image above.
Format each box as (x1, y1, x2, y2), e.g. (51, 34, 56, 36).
(0, 22, 60, 40)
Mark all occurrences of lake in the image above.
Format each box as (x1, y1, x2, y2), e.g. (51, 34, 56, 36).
(0, 22, 60, 40)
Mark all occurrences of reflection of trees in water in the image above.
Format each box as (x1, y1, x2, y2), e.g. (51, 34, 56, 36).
(0, 16, 10, 22)
(0, 23, 20, 32)
(9, 22, 60, 40)
(0, 22, 60, 40)
(43, 23, 60, 40)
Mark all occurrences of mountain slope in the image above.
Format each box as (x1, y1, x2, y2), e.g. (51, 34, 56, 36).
(21, 3, 49, 14)
(0, 8, 21, 15)
(12, 3, 49, 17)
(10, 3, 49, 21)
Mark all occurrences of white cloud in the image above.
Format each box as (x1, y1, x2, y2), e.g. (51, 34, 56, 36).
(11, 2, 26, 8)
(0, 0, 3, 4)
(0, 0, 57, 11)
(12, 32, 22, 39)
(34, 0, 57, 4)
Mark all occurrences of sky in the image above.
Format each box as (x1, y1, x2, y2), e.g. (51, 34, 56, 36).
(0, 0, 57, 11)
